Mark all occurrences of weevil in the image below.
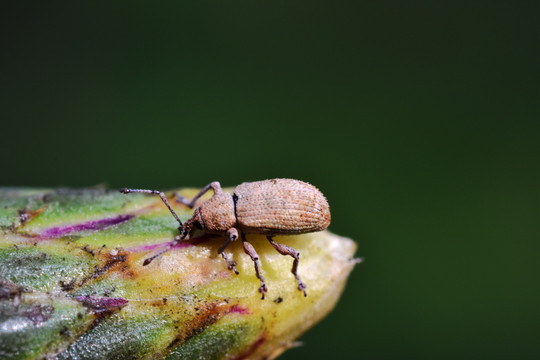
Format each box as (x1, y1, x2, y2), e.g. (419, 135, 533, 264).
(120, 179, 331, 299)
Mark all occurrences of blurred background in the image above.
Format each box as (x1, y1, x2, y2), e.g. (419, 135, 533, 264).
(1, 1, 537, 359)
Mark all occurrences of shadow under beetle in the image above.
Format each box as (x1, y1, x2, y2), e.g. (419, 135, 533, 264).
(121, 179, 331, 299)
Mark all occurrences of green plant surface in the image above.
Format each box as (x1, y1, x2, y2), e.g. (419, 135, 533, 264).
(0, 187, 358, 360)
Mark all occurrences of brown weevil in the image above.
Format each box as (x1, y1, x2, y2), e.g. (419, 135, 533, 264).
(120, 179, 331, 299)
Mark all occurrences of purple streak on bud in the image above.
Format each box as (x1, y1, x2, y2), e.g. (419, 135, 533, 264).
(39, 215, 134, 239)
(75, 295, 128, 311)
(228, 304, 251, 315)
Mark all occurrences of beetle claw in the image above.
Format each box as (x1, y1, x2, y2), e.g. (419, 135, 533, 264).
(298, 282, 307, 297)
(228, 261, 239, 275)
(259, 283, 268, 299)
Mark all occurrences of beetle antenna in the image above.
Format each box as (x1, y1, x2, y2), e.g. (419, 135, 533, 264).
(143, 235, 182, 266)
(120, 188, 183, 228)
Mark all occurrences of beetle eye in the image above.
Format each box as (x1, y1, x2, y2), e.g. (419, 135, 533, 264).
(193, 221, 202, 230)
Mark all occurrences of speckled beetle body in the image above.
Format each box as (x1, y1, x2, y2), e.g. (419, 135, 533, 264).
(121, 179, 331, 299)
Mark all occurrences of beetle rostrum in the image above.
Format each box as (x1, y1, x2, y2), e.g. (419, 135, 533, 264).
(120, 179, 331, 299)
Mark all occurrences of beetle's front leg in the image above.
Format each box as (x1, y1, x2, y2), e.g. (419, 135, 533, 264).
(242, 233, 268, 299)
(174, 181, 222, 209)
(142, 234, 183, 266)
(218, 228, 239, 275)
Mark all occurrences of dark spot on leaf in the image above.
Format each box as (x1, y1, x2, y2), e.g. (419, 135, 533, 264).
(102, 286, 116, 297)
(0, 279, 25, 300)
(59, 280, 75, 292)
(81, 245, 95, 256)
(24, 304, 54, 325)
(60, 325, 70, 336)
(273, 297, 283, 304)
(17, 206, 47, 227)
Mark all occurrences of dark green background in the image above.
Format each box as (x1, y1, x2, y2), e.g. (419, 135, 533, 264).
(1, 1, 538, 359)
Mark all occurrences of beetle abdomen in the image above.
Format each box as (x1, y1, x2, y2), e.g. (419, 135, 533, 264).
(234, 179, 331, 235)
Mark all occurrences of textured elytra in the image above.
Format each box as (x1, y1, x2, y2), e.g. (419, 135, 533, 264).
(234, 179, 331, 235)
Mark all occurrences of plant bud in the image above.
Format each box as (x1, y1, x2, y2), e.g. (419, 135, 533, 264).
(0, 187, 359, 359)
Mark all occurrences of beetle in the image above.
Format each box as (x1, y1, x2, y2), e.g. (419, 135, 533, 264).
(120, 179, 331, 299)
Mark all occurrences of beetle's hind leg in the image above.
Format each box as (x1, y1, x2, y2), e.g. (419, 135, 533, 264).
(267, 236, 307, 296)
(242, 233, 268, 299)
(218, 228, 239, 275)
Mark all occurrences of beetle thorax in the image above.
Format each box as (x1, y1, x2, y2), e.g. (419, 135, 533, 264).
(196, 192, 236, 233)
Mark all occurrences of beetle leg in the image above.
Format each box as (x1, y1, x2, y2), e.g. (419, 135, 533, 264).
(267, 236, 307, 297)
(173, 181, 222, 208)
(218, 228, 239, 274)
(242, 233, 268, 299)
(120, 188, 183, 230)
(142, 234, 182, 266)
